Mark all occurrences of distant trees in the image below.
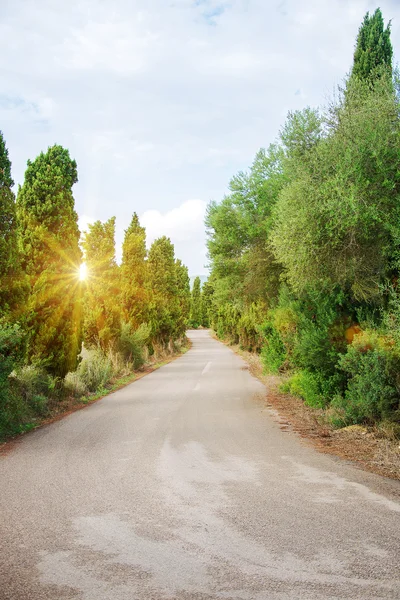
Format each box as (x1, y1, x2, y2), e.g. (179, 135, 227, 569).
(16, 145, 82, 376)
(190, 277, 202, 328)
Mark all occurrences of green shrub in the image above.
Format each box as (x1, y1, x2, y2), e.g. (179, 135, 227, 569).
(118, 322, 150, 369)
(64, 371, 88, 396)
(261, 322, 286, 373)
(284, 370, 327, 408)
(76, 348, 113, 392)
(333, 331, 400, 425)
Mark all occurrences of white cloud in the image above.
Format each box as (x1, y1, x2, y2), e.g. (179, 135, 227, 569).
(1, 0, 400, 275)
(141, 200, 208, 275)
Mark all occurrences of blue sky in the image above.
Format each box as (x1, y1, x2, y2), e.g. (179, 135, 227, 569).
(1, 0, 400, 275)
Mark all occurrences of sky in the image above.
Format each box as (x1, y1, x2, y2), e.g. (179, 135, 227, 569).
(2, 0, 400, 276)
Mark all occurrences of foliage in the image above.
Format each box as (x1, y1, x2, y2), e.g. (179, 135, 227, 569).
(0, 131, 26, 319)
(146, 236, 182, 345)
(190, 276, 202, 328)
(271, 74, 400, 301)
(118, 322, 150, 369)
(351, 8, 392, 82)
(16, 145, 82, 376)
(175, 259, 191, 336)
(200, 280, 213, 327)
(282, 371, 326, 409)
(82, 217, 121, 350)
(120, 213, 148, 328)
(333, 332, 400, 425)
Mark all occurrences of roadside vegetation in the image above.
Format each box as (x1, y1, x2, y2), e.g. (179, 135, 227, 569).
(205, 9, 400, 440)
(0, 144, 191, 441)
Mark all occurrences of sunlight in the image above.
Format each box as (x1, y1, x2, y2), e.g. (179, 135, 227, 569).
(79, 263, 88, 281)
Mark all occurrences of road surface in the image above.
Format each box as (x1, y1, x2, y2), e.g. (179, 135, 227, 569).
(0, 330, 399, 599)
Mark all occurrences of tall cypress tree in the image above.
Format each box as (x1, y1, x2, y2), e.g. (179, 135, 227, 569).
(190, 277, 202, 328)
(82, 217, 121, 350)
(146, 236, 180, 345)
(16, 145, 82, 376)
(351, 8, 392, 81)
(0, 132, 25, 320)
(175, 259, 191, 336)
(120, 213, 148, 328)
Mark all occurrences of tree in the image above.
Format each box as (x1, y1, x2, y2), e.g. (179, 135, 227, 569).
(0, 132, 26, 320)
(271, 73, 400, 300)
(16, 145, 82, 376)
(82, 217, 121, 350)
(175, 259, 191, 336)
(200, 280, 213, 327)
(190, 277, 202, 328)
(351, 8, 392, 82)
(146, 236, 180, 345)
(120, 213, 148, 328)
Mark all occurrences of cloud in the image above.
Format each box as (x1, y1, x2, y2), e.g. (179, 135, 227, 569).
(141, 200, 208, 275)
(1, 0, 400, 276)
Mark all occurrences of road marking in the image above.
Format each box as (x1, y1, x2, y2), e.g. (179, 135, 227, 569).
(202, 361, 212, 375)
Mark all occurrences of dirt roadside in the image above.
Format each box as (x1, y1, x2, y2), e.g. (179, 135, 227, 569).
(233, 345, 400, 481)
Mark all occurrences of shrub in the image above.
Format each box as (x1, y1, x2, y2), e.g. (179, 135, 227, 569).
(118, 322, 150, 369)
(261, 322, 286, 373)
(76, 348, 113, 392)
(333, 331, 400, 425)
(64, 371, 88, 397)
(283, 370, 326, 408)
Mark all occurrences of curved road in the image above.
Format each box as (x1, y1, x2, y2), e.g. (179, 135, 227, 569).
(0, 330, 399, 599)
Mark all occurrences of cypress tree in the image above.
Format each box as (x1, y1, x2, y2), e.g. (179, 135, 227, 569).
(120, 213, 148, 328)
(16, 145, 82, 376)
(351, 8, 392, 81)
(0, 131, 26, 320)
(146, 236, 180, 345)
(175, 259, 191, 336)
(190, 277, 202, 328)
(82, 217, 121, 350)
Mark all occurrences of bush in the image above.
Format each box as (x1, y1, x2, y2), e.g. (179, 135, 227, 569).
(76, 348, 113, 392)
(118, 322, 150, 369)
(283, 370, 327, 408)
(64, 371, 87, 396)
(332, 331, 400, 425)
(261, 322, 286, 373)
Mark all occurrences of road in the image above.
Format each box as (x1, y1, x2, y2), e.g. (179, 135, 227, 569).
(0, 330, 399, 600)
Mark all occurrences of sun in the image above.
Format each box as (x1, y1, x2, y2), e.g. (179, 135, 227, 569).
(79, 263, 88, 281)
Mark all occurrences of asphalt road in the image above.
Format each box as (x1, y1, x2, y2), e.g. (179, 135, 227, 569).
(1, 330, 399, 600)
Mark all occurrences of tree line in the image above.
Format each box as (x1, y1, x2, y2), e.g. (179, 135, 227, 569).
(205, 9, 400, 429)
(0, 142, 191, 438)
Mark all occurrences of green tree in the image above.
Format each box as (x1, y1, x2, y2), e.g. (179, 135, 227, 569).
(351, 8, 392, 82)
(175, 259, 191, 336)
(120, 213, 148, 328)
(190, 277, 202, 328)
(146, 236, 180, 345)
(16, 145, 82, 376)
(271, 74, 400, 300)
(200, 280, 213, 327)
(0, 132, 26, 320)
(82, 217, 121, 350)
